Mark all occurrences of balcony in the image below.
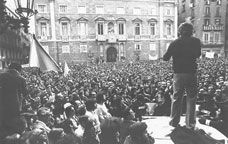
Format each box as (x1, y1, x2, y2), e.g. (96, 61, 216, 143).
(118, 35, 127, 41)
(79, 35, 87, 42)
(203, 25, 223, 31)
(108, 34, 117, 43)
(134, 35, 141, 41)
(202, 41, 223, 47)
(37, 35, 51, 41)
(96, 35, 106, 41)
(61, 36, 69, 42)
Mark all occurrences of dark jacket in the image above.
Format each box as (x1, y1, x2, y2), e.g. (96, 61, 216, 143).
(0, 69, 27, 121)
(163, 36, 201, 73)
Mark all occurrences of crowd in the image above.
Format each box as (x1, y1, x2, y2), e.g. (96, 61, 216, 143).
(0, 57, 228, 144)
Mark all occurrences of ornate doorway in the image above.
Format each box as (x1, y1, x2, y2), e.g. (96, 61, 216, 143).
(106, 47, 117, 62)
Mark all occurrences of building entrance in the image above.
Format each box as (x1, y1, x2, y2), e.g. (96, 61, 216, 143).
(106, 47, 117, 62)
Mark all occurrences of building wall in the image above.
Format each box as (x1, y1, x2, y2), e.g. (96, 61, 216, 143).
(178, 0, 225, 57)
(34, 0, 178, 63)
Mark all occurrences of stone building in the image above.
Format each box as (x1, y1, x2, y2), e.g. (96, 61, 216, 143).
(178, 0, 226, 57)
(33, 0, 178, 63)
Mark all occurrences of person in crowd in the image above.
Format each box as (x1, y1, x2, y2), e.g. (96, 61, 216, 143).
(124, 122, 155, 144)
(0, 63, 27, 138)
(119, 107, 136, 144)
(163, 22, 201, 129)
(199, 83, 228, 137)
(95, 92, 112, 124)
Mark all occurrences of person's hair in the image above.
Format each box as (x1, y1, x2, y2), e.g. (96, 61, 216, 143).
(122, 107, 132, 119)
(178, 22, 193, 37)
(8, 63, 22, 72)
(85, 99, 96, 111)
(96, 92, 105, 103)
(129, 122, 148, 144)
(64, 106, 75, 118)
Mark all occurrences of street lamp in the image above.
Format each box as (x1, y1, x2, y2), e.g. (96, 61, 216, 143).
(14, 0, 37, 33)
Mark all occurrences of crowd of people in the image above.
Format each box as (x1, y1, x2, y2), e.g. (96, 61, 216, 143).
(0, 57, 228, 144)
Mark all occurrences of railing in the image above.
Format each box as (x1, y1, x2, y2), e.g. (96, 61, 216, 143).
(203, 25, 223, 31)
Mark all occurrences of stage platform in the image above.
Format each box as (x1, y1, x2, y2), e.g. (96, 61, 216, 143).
(142, 116, 228, 144)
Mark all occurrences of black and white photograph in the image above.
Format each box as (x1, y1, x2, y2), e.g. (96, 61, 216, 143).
(0, 0, 228, 143)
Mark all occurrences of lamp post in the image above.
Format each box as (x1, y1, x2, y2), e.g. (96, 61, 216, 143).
(14, 0, 37, 33)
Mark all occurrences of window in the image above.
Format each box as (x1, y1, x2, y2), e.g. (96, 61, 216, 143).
(62, 45, 70, 53)
(151, 6, 157, 15)
(135, 23, 140, 35)
(205, 0, 210, 5)
(96, 6, 104, 14)
(165, 7, 172, 15)
(133, 7, 141, 15)
(98, 22, 104, 35)
(215, 19, 221, 25)
(40, 22, 47, 36)
(166, 23, 172, 35)
(79, 22, 86, 35)
(205, 7, 210, 16)
(59, 5, 67, 13)
(78, 6, 86, 14)
(37, 4, 47, 13)
(150, 43, 156, 51)
(214, 32, 221, 43)
(182, 4, 185, 12)
(204, 19, 210, 25)
(117, 7, 125, 14)
(210, 32, 213, 43)
(61, 22, 68, 36)
(150, 23, 156, 35)
(43, 46, 49, 54)
(118, 23, 124, 35)
(135, 44, 141, 50)
(204, 32, 209, 43)
(217, 0, 221, 5)
(80, 45, 87, 53)
(216, 7, 220, 16)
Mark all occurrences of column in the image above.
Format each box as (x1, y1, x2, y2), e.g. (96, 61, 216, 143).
(50, 0, 56, 40)
(174, 1, 178, 39)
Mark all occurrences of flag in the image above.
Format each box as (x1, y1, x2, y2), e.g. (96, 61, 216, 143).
(64, 61, 70, 77)
(149, 54, 158, 60)
(29, 35, 61, 72)
(205, 52, 214, 59)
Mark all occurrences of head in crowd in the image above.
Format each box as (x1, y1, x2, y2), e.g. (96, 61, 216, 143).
(122, 107, 135, 120)
(37, 107, 54, 127)
(129, 122, 149, 144)
(96, 92, 106, 104)
(178, 22, 194, 37)
(8, 62, 22, 72)
(85, 99, 97, 111)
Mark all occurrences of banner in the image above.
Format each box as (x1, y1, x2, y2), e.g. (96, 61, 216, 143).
(29, 35, 61, 72)
(63, 61, 70, 77)
(205, 52, 214, 59)
(149, 54, 158, 60)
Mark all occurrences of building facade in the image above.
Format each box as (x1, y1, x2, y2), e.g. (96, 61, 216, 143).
(33, 0, 178, 63)
(178, 0, 225, 57)
(0, 2, 30, 70)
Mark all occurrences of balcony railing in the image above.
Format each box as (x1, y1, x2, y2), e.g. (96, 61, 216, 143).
(79, 35, 87, 41)
(61, 36, 69, 42)
(134, 35, 141, 41)
(96, 35, 106, 41)
(118, 35, 127, 41)
(203, 25, 223, 31)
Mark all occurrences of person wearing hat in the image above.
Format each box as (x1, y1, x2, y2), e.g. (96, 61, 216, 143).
(163, 22, 201, 129)
(124, 122, 154, 144)
(0, 63, 27, 138)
